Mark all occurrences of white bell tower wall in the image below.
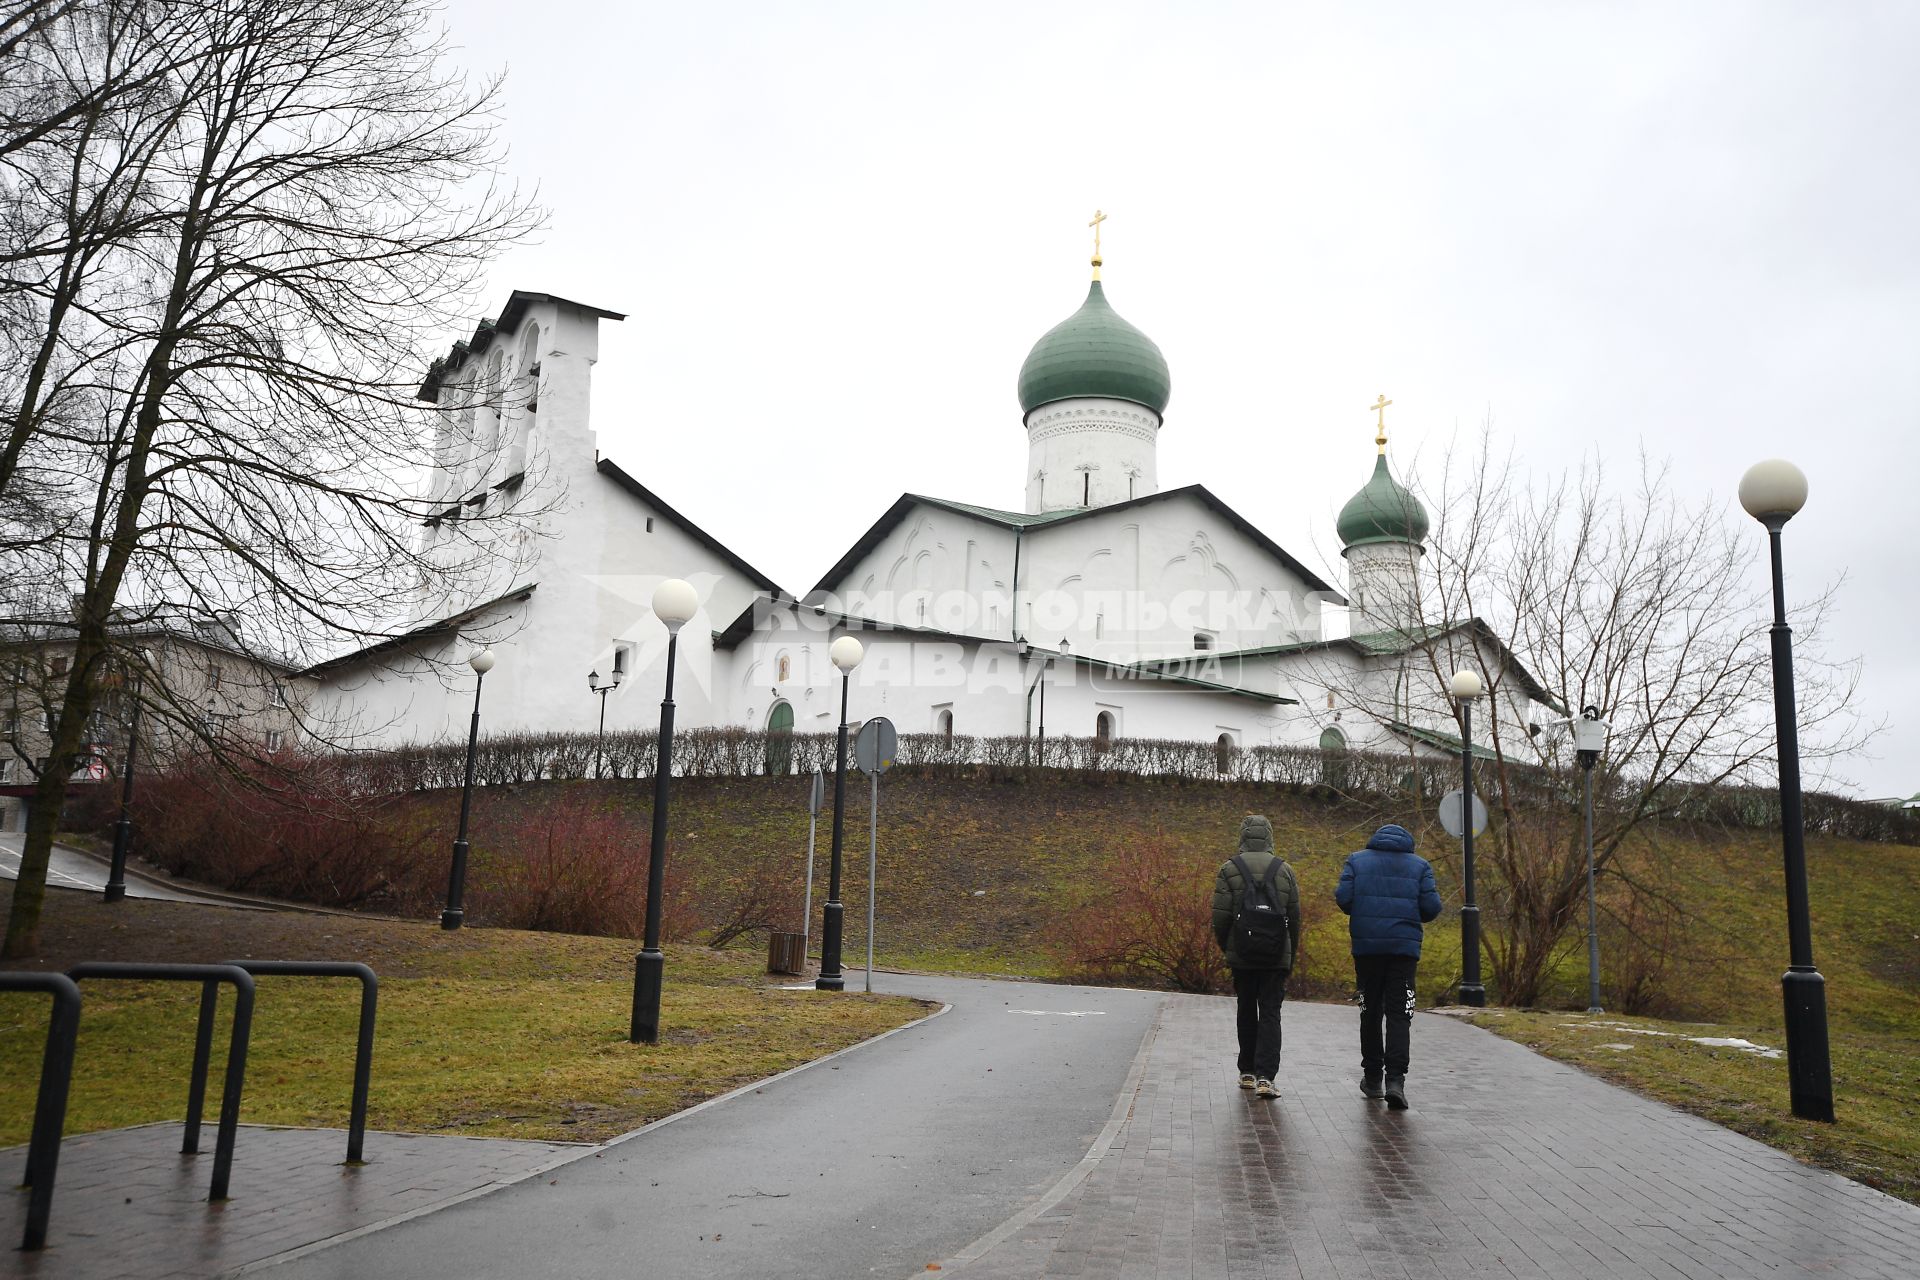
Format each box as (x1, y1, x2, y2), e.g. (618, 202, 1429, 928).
(1024, 396, 1160, 513)
(1343, 539, 1425, 636)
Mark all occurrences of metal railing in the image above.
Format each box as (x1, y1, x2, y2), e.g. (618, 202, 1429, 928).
(2, 972, 81, 1251)
(66, 962, 255, 1201)
(214, 961, 378, 1163)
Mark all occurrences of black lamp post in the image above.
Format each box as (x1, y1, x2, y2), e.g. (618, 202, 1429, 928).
(103, 650, 152, 903)
(587, 666, 622, 779)
(1573, 706, 1609, 1014)
(441, 647, 495, 930)
(1739, 458, 1834, 1123)
(632, 579, 698, 1043)
(815, 634, 865, 992)
(1450, 668, 1486, 1007)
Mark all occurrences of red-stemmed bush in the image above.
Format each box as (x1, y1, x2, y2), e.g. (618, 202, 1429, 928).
(1054, 833, 1230, 994)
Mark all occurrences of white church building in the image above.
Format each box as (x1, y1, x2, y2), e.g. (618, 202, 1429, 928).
(302, 250, 1557, 761)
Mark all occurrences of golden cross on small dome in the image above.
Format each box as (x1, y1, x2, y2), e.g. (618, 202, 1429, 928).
(1370, 393, 1393, 453)
(1089, 209, 1107, 279)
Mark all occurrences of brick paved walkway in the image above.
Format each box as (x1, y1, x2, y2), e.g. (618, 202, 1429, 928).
(0, 1123, 584, 1279)
(944, 995, 1920, 1279)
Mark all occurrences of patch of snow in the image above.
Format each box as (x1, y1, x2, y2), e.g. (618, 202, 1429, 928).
(1599, 1043, 1638, 1051)
(1687, 1037, 1784, 1059)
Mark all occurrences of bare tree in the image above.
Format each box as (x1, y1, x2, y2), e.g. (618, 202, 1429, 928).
(1, 0, 543, 957)
(1303, 430, 1864, 1005)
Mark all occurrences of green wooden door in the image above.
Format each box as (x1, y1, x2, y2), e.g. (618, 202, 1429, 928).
(765, 702, 795, 775)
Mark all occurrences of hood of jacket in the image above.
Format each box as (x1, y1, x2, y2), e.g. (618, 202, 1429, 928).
(1367, 823, 1416, 854)
(1238, 815, 1275, 854)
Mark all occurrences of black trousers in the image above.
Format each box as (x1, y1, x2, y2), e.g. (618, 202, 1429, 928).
(1232, 967, 1286, 1080)
(1354, 953, 1419, 1077)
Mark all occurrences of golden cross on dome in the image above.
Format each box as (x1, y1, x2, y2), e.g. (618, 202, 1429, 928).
(1370, 393, 1393, 453)
(1089, 209, 1107, 279)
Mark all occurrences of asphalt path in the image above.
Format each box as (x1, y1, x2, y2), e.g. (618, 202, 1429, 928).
(263, 972, 1163, 1280)
(0, 832, 237, 904)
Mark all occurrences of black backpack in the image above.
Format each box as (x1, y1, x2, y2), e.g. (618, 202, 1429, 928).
(1231, 855, 1291, 969)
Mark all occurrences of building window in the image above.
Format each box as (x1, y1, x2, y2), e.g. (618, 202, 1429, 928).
(0, 759, 10, 782)
(1215, 732, 1238, 775)
(936, 708, 954, 741)
(645, 517, 654, 533)
(613, 642, 633, 677)
(1082, 473, 1091, 506)
(50, 655, 68, 676)
(1194, 631, 1214, 652)
(266, 730, 284, 752)
(1095, 710, 1116, 747)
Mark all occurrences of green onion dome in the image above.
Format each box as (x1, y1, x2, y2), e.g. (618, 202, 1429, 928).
(1337, 454, 1430, 548)
(1017, 280, 1171, 418)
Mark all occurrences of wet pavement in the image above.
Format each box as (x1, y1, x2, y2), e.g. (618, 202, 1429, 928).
(0, 1124, 585, 1280)
(7, 978, 1920, 1277)
(941, 994, 1920, 1279)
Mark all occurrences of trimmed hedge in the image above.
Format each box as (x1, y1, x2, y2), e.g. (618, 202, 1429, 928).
(320, 727, 1920, 845)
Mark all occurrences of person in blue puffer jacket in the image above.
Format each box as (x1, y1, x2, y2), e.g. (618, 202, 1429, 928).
(1334, 823, 1442, 1110)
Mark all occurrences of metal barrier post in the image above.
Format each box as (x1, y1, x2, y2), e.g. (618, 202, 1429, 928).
(2, 973, 81, 1250)
(68, 962, 254, 1201)
(225, 961, 378, 1164)
(184, 979, 218, 1153)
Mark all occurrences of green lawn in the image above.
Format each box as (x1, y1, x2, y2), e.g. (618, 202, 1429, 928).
(0, 893, 930, 1146)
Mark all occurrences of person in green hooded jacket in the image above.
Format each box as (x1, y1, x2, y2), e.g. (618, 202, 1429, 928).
(1211, 815, 1302, 1098)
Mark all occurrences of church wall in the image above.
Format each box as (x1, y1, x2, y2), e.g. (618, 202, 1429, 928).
(1023, 396, 1160, 513)
(309, 297, 767, 747)
(1019, 493, 1327, 665)
(816, 507, 1020, 639)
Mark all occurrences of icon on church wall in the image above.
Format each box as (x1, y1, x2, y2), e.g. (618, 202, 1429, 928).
(777, 654, 791, 683)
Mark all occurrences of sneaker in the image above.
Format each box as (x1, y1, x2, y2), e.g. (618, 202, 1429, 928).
(1360, 1073, 1384, 1099)
(1237, 1073, 1256, 1091)
(1255, 1078, 1279, 1099)
(1384, 1075, 1408, 1110)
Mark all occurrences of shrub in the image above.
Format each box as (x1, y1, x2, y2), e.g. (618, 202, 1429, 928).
(132, 754, 431, 910)
(1054, 833, 1229, 994)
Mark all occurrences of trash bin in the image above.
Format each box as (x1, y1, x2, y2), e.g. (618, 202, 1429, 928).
(767, 931, 805, 975)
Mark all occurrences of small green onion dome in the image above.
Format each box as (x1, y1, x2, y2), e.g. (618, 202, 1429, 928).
(1338, 454, 1430, 548)
(1017, 280, 1171, 417)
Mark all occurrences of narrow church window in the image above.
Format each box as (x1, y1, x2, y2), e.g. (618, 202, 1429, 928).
(1095, 613, 1104, 640)
(645, 517, 654, 533)
(1194, 631, 1214, 652)
(1215, 733, 1237, 775)
(613, 643, 632, 676)
(1095, 710, 1115, 746)
(1083, 473, 1090, 506)
(937, 708, 954, 741)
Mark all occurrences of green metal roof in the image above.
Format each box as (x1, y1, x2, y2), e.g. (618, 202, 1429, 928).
(1337, 454, 1429, 548)
(1388, 720, 1500, 761)
(1017, 280, 1171, 417)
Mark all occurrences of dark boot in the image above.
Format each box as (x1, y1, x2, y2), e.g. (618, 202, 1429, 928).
(1384, 1074, 1408, 1110)
(1360, 1072, 1384, 1099)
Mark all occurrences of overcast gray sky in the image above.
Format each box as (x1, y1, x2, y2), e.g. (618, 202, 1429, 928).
(440, 0, 1920, 797)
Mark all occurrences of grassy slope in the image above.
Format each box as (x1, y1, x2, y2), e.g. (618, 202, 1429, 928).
(0, 893, 927, 1145)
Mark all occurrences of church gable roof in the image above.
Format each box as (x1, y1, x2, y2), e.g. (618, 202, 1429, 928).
(807, 485, 1341, 602)
(595, 459, 783, 595)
